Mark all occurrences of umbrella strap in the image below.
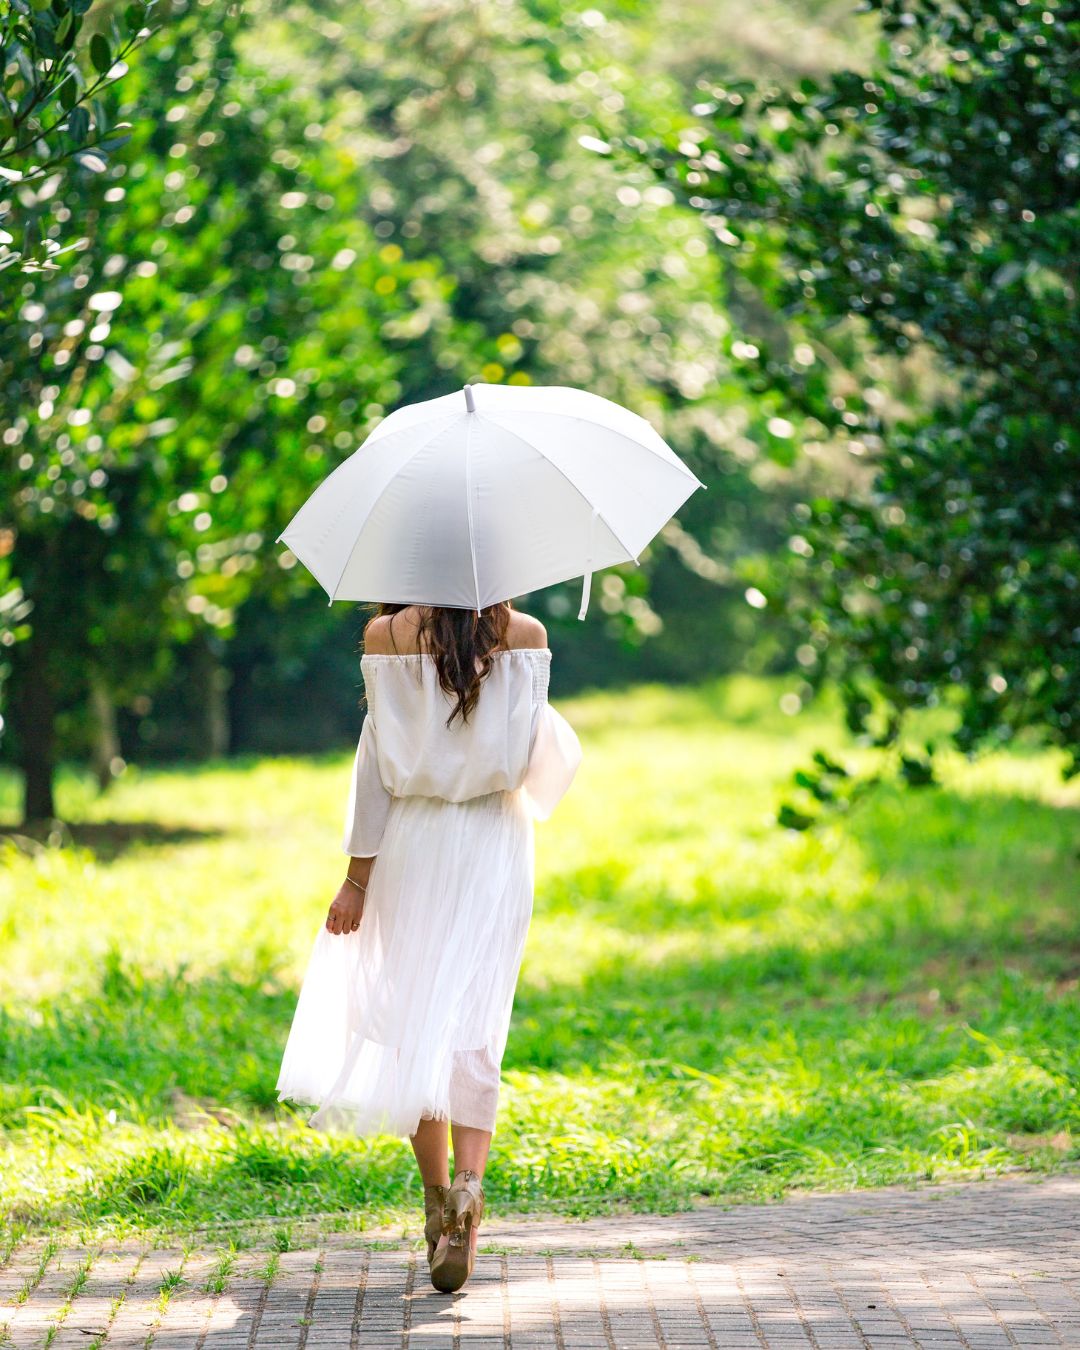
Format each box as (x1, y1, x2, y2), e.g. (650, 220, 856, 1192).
(578, 505, 600, 622)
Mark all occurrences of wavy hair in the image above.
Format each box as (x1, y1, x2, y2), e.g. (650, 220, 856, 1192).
(363, 602, 513, 728)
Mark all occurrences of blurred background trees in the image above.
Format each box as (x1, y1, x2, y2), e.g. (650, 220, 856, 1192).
(2, 0, 1075, 826)
(626, 0, 1079, 810)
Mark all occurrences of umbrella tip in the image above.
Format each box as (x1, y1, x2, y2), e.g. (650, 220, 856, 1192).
(463, 384, 476, 414)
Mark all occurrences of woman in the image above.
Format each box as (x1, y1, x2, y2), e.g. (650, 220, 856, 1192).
(276, 599, 582, 1293)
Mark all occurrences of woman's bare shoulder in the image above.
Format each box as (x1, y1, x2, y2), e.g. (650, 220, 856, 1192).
(504, 610, 548, 649)
(363, 609, 419, 655)
(363, 605, 546, 655)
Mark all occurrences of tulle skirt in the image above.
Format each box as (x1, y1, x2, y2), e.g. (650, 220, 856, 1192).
(276, 784, 534, 1138)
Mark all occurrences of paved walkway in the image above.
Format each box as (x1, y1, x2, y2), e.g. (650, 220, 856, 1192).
(2, 1173, 1078, 1349)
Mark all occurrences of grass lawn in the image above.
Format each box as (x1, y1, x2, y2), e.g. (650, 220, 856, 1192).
(1, 673, 1077, 1250)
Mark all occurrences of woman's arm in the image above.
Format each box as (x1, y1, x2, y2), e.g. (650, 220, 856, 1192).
(330, 625, 392, 936)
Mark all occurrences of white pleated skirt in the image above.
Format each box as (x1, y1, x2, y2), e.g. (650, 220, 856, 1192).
(276, 784, 534, 1138)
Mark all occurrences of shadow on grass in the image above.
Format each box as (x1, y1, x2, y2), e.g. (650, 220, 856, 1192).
(0, 819, 226, 863)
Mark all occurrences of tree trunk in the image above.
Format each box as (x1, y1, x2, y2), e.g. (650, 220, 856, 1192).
(14, 628, 56, 825)
(89, 670, 122, 791)
(190, 628, 231, 759)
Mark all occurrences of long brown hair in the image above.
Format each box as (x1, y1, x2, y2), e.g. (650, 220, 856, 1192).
(363, 602, 512, 728)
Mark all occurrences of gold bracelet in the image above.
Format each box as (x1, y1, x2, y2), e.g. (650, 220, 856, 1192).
(344, 875, 367, 891)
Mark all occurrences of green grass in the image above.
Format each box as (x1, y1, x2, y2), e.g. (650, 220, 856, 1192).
(203, 1248, 239, 1294)
(1, 674, 1077, 1247)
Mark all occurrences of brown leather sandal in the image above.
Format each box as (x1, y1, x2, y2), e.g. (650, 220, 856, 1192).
(429, 1168, 485, 1293)
(423, 1183, 448, 1265)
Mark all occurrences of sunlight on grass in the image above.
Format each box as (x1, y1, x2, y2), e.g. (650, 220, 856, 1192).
(1, 674, 1077, 1243)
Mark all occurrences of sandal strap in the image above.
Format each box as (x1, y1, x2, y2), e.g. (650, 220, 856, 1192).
(449, 1168, 485, 1221)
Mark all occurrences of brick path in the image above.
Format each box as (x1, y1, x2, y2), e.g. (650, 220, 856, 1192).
(2, 1172, 1078, 1349)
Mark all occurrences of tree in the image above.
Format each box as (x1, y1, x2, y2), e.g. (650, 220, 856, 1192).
(624, 0, 1080, 794)
(1, 1, 460, 823)
(0, 0, 156, 273)
(249, 0, 806, 685)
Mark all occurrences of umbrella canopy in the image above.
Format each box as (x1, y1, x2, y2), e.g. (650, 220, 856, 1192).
(275, 381, 705, 620)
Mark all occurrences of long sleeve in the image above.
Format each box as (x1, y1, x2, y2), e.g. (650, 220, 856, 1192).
(341, 713, 393, 856)
(521, 701, 583, 822)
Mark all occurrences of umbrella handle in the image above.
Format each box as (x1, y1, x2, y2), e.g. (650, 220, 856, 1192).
(577, 505, 600, 621)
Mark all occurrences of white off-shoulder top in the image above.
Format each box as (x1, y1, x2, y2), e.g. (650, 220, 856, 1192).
(342, 647, 582, 856)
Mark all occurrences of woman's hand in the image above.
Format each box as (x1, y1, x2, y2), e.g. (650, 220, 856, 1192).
(326, 857, 374, 935)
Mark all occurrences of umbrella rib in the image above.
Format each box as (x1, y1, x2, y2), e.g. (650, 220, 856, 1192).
(326, 413, 462, 605)
(464, 410, 481, 613)
(480, 415, 641, 562)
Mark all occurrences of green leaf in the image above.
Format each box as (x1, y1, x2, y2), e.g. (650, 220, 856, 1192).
(56, 8, 72, 42)
(811, 750, 848, 777)
(67, 104, 89, 140)
(89, 31, 110, 73)
(899, 755, 936, 788)
(794, 768, 835, 802)
(29, 20, 56, 59)
(777, 803, 816, 831)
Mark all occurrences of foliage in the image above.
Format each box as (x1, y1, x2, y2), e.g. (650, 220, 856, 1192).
(250, 0, 766, 650)
(3, 0, 852, 815)
(0, 0, 474, 815)
(0, 0, 156, 273)
(622, 0, 1080, 806)
(1, 675, 1076, 1242)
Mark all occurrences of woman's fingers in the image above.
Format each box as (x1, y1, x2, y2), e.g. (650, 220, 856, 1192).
(326, 894, 364, 935)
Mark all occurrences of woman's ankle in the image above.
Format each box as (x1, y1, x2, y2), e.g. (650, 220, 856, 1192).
(451, 1164, 484, 1183)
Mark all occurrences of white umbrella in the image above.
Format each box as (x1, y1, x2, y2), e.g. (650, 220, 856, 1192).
(275, 381, 705, 620)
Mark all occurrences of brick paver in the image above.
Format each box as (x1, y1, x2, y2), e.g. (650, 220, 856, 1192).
(2, 1172, 1077, 1349)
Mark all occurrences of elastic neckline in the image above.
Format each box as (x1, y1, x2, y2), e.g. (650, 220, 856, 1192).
(360, 646, 551, 661)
